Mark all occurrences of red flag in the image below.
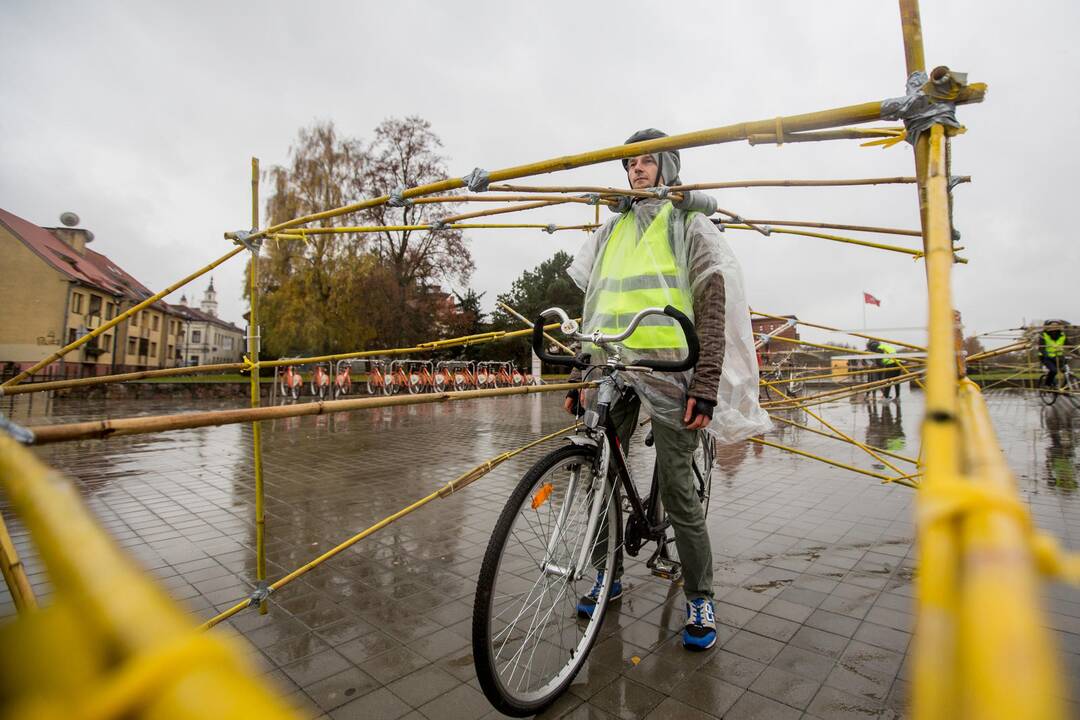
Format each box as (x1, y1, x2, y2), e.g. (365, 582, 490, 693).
(863, 292, 881, 307)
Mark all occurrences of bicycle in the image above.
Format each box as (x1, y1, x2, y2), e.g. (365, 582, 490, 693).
(1039, 355, 1080, 409)
(472, 305, 714, 716)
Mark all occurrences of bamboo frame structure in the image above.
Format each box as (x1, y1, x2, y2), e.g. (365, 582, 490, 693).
(0, 4, 1072, 716)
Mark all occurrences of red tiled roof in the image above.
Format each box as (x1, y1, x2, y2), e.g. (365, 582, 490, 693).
(170, 303, 244, 333)
(0, 207, 122, 295)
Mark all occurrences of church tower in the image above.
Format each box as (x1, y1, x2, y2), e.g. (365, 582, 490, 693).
(200, 277, 218, 318)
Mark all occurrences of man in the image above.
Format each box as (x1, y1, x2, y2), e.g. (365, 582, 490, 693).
(1039, 319, 1071, 388)
(867, 339, 902, 400)
(564, 128, 769, 650)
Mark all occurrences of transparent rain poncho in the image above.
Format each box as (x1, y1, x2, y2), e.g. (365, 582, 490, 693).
(568, 198, 771, 443)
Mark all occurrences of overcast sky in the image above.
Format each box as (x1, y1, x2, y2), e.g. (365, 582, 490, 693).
(2, 1, 1076, 349)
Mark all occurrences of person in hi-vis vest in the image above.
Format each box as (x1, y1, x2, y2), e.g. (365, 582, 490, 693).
(1039, 319, 1072, 387)
(867, 339, 903, 400)
(564, 128, 770, 651)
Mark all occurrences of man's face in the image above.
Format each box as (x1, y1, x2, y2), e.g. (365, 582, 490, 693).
(626, 154, 660, 189)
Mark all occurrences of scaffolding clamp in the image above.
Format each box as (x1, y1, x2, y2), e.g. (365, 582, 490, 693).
(387, 186, 414, 207)
(462, 167, 491, 193)
(0, 413, 34, 445)
(231, 229, 263, 253)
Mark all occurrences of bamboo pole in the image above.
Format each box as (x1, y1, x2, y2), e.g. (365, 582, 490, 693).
(497, 302, 572, 355)
(275, 222, 596, 237)
(247, 157, 268, 614)
(242, 92, 985, 242)
(441, 199, 569, 224)
(200, 422, 579, 630)
(0, 434, 297, 719)
(739, 219, 921, 237)
(747, 437, 918, 488)
(761, 370, 925, 410)
(490, 176, 974, 195)
(723, 224, 928, 258)
(0, 362, 246, 396)
(2, 246, 247, 387)
(27, 382, 591, 445)
(751, 309, 926, 351)
(769, 414, 920, 466)
(955, 380, 1064, 718)
(746, 127, 904, 145)
(411, 193, 615, 206)
(0, 511, 37, 612)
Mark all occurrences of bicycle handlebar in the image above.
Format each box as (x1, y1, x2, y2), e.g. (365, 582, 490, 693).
(532, 305, 700, 372)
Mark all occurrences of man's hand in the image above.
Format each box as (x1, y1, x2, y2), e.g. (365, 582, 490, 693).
(565, 389, 582, 416)
(683, 396, 714, 430)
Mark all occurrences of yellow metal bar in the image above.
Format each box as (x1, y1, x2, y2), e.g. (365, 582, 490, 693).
(739, 218, 921, 237)
(724, 224, 927, 258)
(3, 246, 246, 387)
(248, 157, 268, 614)
(0, 434, 297, 719)
(202, 423, 580, 630)
(27, 381, 593, 445)
(0, 362, 246, 396)
(0, 511, 37, 612)
(955, 380, 1065, 719)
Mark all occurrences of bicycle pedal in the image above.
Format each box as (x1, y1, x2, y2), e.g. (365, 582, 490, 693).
(647, 556, 682, 581)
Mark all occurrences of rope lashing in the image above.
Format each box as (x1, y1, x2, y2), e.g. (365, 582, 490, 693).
(462, 167, 491, 193)
(387, 186, 414, 207)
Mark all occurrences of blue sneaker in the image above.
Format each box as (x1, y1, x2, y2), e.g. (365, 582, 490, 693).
(683, 598, 717, 650)
(576, 572, 622, 618)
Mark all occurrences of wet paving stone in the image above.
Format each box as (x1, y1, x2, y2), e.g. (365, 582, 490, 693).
(2, 390, 1077, 718)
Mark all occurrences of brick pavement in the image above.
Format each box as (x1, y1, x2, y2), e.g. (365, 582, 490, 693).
(1, 388, 1077, 719)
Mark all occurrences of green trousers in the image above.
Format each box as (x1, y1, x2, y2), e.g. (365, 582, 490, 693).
(593, 390, 714, 602)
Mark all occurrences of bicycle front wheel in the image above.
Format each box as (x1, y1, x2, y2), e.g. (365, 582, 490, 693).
(473, 443, 618, 717)
(1065, 368, 1080, 410)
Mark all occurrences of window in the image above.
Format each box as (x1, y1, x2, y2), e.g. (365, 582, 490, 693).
(223, 337, 233, 350)
(152, 315, 159, 331)
(72, 293, 83, 313)
(189, 356, 199, 366)
(167, 344, 174, 357)
(131, 312, 138, 327)
(150, 342, 157, 355)
(128, 338, 137, 354)
(88, 295, 102, 318)
(192, 330, 201, 343)
(105, 302, 115, 320)
(138, 338, 149, 356)
(102, 333, 112, 350)
(69, 328, 77, 344)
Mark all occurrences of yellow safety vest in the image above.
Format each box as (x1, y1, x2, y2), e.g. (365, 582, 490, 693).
(594, 203, 692, 350)
(1043, 332, 1066, 358)
(879, 342, 899, 365)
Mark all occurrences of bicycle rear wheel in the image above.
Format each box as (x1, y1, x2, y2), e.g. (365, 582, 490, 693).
(1039, 376, 1060, 406)
(473, 443, 618, 717)
(692, 430, 716, 518)
(1065, 368, 1080, 410)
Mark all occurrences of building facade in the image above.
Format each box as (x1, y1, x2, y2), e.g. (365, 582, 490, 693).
(0, 208, 239, 379)
(170, 280, 245, 367)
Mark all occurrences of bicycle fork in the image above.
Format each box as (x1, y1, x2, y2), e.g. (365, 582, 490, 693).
(542, 436, 611, 581)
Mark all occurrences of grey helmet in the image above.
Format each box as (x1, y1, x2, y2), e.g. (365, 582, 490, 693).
(622, 128, 681, 186)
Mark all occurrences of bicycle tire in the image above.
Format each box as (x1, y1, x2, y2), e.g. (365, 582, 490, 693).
(1065, 368, 1080, 410)
(1039, 376, 1059, 406)
(473, 443, 618, 717)
(693, 431, 716, 519)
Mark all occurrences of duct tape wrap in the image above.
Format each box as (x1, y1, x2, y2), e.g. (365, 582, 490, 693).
(0, 414, 34, 444)
(609, 196, 633, 214)
(652, 186, 671, 200)
(543, 224, 558, 234)
(430, 219, 448, 232)
(881, 70, 964, 145)
(247, 581, 272, 607)
(231, 229, 263, 252)
(462, 167, 491, 193)
(387, 186, 414, 207)
(673, 189, 718, 216)
(580, 193, 601, 206)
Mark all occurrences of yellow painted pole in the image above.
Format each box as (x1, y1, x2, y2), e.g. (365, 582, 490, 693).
(0, 511, 37, 612)
(0, 362, 246, 396)
(769, 414, 920, 466)
(244, 93, 984, 242)
(201, 423, 579, 630)
(747, 437, 918, 487)
(955, 380, 1065, 719)
(723, 224, 928, 258)
(739, 219, 921, 237)
(247, 157, 268, 614)
(3, 246, 246, 387)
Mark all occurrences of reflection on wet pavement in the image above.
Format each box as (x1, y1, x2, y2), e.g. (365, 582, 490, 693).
(1, 389, 1077, 718)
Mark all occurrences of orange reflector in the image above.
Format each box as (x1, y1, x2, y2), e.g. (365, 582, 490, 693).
(531, 483, 553, 510)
